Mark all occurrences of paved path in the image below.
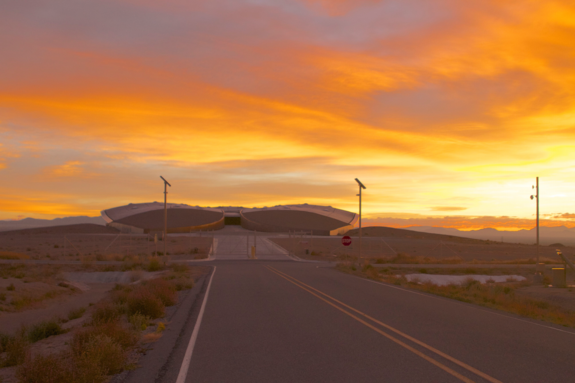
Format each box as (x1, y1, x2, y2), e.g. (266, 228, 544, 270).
(170, 261, 575, 383)
(213, 230, 292, 261)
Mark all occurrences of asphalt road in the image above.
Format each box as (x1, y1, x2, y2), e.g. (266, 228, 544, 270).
(162, 260, 575, 383)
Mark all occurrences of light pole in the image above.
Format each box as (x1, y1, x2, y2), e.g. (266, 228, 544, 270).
(530, 177, 539, 264)
(355, 178, 366, 261)
(160, 176, 171, 256)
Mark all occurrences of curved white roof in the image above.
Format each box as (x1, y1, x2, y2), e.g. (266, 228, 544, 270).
(101, 202, 223, 223)
(241, 204, 357, 225)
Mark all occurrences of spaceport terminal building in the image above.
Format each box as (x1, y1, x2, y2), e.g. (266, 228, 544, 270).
(101, 203, 357, 236)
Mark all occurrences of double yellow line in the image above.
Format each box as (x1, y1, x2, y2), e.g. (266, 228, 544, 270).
(265, 266, 502, 383)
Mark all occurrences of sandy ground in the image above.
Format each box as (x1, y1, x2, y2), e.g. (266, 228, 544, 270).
(0, 264, 210, 382)
(272, 235, 571, 262)
(0, 224, 213, 261)
(515, 285, 575, 311)
(0, 282, 112, 334)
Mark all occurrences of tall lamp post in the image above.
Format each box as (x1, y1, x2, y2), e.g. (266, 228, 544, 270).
(530, 177, 539, 264)
(160, 176, 171, 256)
(355, 178, 366, 260)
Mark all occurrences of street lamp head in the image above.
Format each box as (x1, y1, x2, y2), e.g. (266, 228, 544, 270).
(355, 178, 366, 189)
(160, 176, 171, 187)
(530, 195, 534, 200)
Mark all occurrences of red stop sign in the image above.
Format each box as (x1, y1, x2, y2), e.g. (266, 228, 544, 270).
(341, 236, 352, 246)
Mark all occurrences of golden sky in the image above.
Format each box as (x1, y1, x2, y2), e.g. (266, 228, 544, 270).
(1, 0, 574, 230)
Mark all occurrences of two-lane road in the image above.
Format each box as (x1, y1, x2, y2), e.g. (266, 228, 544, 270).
(169, 261, 575, 382)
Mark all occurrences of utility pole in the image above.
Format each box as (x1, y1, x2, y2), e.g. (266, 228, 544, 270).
(161, 176, 171, 257)
(355, 178, 366, 261)
(531, 177, 539, 264)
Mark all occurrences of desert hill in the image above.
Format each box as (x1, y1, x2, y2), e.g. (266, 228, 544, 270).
(344, 226, 513, 245)
(0, 223, 119, 235)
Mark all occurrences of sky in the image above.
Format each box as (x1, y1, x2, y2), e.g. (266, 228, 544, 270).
(1, 0, 574, 230)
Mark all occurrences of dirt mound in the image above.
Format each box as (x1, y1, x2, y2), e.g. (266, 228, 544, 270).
(0, 224, 119, 235)
(344, 226, 491, 245)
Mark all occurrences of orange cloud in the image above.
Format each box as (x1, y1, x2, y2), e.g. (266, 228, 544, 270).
(45, 161, 85, 177)
(430, 207, 468, 212)
(1, 0, 574, 225)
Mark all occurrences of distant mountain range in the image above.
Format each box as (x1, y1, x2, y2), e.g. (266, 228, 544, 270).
(0, 216, 106, 232)
(406, 226, 575, 246)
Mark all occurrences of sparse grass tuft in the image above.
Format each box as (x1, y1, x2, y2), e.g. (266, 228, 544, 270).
(7, 283, 15, 291)
(72, 322, 138, 357)
(126, 288, 164, 319)
(171, 263, 189, 273)
(147, 258, 162, 272)
(143, 278, 177, 306)
(128, 312, 150, 331)
(0, 330, 28, 367)
(75, 334, 126, 375)
(27, 319, 66, 343)
(16, 352, 74, 383)
(90, 301, 122, 325)
(68, 307, 86, 320)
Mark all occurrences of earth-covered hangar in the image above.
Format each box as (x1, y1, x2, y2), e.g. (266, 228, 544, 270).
(101, 203, 357, 235)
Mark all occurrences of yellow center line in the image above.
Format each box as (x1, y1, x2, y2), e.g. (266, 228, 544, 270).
(266, 266, 502, 383)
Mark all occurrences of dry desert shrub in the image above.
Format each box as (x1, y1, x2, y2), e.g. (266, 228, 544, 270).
(143, 278, 177, 307)
(0, 330, 28, 368)
(126, 288, 164, 319)
(74, 334, 126, 375)
(17, 336, 124, 383)
(16, 352, 74, 383)
(128, 313, 150, 331)
(27, 319, 65, 343)
(164, 265, 195, 291)
(146, 257, 163, 272)
(361, 264, 380, 280)
(72, 322, 138, 354)
(90, 301, 123, 325)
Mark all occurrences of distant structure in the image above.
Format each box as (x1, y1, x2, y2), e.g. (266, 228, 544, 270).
(101, 203, 357, 235)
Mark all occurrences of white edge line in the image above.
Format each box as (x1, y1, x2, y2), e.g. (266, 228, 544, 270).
(175, 266, 217, 383)
(353, 273, 575, 336)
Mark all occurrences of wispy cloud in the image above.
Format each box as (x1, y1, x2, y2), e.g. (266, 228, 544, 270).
(429, 207, 468, 212)
(44, 161, 85, 177)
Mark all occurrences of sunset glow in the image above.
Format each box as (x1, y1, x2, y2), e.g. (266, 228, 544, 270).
(1, 0, 575, 230)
